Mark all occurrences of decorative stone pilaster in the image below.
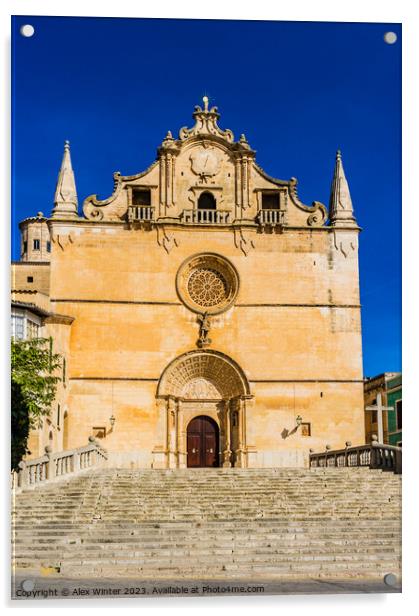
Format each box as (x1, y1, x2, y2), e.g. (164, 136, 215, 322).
(176, 399, 188, 469)
(222, 400, 232, 468)
(158, 132, 179, 215)
(234, 397, 247, 468)
(166, 396, 178, 469)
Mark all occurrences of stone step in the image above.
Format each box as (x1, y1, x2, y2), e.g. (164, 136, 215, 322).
(15, 550, 401, 567)
(12, 467, 402, 582)
(13, 546, 401, 562)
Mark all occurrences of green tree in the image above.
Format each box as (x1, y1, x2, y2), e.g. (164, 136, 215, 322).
(11, 337, 62, 472)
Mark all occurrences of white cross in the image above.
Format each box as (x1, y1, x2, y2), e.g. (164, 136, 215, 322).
(365, 391, 393, 443)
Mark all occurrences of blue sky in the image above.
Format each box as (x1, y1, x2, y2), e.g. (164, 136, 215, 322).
(11, 16, 401, 377)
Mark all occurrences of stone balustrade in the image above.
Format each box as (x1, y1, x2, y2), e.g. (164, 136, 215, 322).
(181, 209, 231, 224)
(257, 209, 286, 226)
(309, 436, 402, 474)
(11, 437, 108, 491)
(127, 205, 155, 222)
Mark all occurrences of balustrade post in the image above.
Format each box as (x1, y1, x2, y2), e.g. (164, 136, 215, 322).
(370, 434, 378, 469)
(309, 449, 314, 468)
(73, 450, 80, 473)
(45, 446, 56, 481)
(325, 444, 331, 467)
(18, 460, 27, 488)
(345, 441, 351, 467)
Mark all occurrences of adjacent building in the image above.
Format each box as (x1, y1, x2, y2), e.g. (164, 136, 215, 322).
(364, 372, 402, 446)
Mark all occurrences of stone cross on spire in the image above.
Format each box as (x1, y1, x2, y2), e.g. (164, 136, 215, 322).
(51, 140, 79, 219)
(329, 150, 357, 227)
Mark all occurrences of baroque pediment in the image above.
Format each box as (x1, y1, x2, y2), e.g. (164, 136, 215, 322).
(81, 98, 329, 229)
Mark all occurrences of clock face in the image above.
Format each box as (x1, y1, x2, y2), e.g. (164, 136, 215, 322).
(190, 147, 221, 178)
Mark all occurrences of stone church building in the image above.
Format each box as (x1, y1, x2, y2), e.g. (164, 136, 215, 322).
(12, 98, 364, 469)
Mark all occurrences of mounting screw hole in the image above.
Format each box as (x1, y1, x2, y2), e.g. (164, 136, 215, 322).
(384, 32, 397, 45)
(384, 573, 397, 586)
(20, 24, 35, 38)
(21, 579, 35, 591)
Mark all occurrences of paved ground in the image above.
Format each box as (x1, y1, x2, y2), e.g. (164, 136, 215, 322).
(11, 572, 401, 600)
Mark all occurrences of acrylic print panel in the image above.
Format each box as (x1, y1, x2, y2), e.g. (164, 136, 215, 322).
(11, 16, 402, 599)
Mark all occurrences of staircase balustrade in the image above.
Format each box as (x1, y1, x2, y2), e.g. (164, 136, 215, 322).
(309, 437, 402, 474)
(11, 437, 108, 491)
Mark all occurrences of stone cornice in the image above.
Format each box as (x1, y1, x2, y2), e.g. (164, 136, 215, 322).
(46, 218, 360, 232)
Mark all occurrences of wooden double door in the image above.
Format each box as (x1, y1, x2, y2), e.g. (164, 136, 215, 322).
(187, 415, 219, 468)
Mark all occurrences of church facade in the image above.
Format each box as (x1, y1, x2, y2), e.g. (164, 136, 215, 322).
(12, 99, 364, 469)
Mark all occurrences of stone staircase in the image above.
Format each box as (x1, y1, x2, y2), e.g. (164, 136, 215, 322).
(12, 467, 401, 581)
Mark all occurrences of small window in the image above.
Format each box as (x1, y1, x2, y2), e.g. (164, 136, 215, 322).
(371, 410, 378, 423)
(57, 404, 61, 428)
(198, 192, 216, 210)
(62, 358, 66, 384)
(262, 192, 280, 210)
(27, 276, 33, 283)
(396, 399, 402, 430)
(33, 239, 40, 250)
(132, 189, 151, 206)
(11, 314, 25, 340)
(92, 427, 107, 439)
(301, 422, 311, 437)
(22, 240, 28, 254)
(27, 319, 39, 339)
(47, 241, 51, 253)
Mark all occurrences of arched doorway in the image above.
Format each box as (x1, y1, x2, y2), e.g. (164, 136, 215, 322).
(187, 415, 219, 468)
(155, 350, 252, 469)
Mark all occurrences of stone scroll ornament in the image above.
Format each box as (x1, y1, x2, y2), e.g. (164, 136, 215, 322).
(288, 178, 328, 226)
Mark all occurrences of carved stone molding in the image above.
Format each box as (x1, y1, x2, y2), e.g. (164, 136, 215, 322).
(157, 349, 251, 399)
(189, 145, 221, 182)
(179, 97, 234, 143)
(50, 231, 75, 251)
(156, 226, 179, 254)
(333, 230, 357, 258)
(182, 377, 221, 399)
(234, 227, 256, 256)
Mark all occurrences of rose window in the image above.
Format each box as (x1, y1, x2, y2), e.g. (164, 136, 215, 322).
(187, 268, 228, 307)
(176, 253, 239, 315)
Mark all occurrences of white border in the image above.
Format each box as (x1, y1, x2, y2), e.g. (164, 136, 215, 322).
(1, 1, 418, 614)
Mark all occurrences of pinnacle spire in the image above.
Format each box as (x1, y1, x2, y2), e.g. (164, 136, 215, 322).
(329, 149, 356, 227)
(51, 140, 79, 219)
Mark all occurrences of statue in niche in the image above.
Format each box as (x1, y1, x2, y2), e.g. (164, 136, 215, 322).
(197, 312, 212, 348)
